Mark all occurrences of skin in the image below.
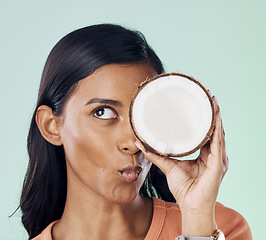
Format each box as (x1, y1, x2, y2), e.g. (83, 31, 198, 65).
(36, 63, 228, 239)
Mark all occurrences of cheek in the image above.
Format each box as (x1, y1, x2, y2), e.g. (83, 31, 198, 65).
(62, 125, 117, 197)
(60, 116, 122, 188)
(60, 116, 150, 202)
(61, 116, 116, 169)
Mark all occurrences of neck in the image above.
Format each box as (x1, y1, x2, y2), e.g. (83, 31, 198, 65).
(52, 176, 153, 240)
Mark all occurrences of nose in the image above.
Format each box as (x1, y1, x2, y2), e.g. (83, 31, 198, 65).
(118, 119, 139, 155)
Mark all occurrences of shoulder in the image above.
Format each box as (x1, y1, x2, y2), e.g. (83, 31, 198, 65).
(149, 197, 182, 239)
(151, 198, 252, 240)
(152, 196, 181, 217)
(215, 202, 253, 239)
(31, 221, 58, 240)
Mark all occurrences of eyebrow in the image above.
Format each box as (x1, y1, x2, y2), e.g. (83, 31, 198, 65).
(84, 98, 123, 107)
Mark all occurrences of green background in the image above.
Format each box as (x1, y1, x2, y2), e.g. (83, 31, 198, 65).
(1, 0, 265, 239)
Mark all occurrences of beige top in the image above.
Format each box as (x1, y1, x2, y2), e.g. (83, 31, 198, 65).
(32, 197, 252, 240)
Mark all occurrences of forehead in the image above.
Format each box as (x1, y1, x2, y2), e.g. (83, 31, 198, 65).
(72, 63, 157, 103)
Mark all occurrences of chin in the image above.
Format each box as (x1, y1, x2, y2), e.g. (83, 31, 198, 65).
(106, 185, 141, 205)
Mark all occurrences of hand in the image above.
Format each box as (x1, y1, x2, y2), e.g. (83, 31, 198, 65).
(135, 96, 229, 236)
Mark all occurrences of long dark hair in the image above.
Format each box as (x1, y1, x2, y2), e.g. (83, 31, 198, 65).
(20, 24, 175, 239)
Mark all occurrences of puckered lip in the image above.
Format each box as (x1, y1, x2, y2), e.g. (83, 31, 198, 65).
(118, 165, 143, 173)
(118, 165, 143, 183)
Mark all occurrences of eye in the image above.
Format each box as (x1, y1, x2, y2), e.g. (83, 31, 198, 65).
(93, 106, 117, 120)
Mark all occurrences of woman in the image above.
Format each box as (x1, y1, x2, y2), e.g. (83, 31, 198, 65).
(20, 24, 252, 240)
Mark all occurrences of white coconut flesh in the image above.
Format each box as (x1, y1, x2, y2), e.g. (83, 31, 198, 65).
(131, 74, 214, 157)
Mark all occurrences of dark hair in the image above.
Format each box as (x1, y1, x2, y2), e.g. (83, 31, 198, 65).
(20, 23, 175, 239)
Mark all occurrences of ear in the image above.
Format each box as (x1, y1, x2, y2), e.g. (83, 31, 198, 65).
(35, 105, 63, 146)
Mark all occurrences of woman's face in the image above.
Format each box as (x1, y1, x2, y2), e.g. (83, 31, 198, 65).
(59, 63, 157, 203)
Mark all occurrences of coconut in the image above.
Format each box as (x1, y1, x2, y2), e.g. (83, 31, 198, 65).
(129, 73, 215, 158)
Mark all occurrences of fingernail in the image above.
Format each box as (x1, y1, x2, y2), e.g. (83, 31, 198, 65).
(134, 141, 142, 150)
(213, 95, 219, 104)
(135, 141, 148, 153)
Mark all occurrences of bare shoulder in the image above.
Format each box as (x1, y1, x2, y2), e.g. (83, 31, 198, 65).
(215, 202, 253, 239)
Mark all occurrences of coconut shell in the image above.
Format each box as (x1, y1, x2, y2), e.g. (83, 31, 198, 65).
(129, 72, 215, 158)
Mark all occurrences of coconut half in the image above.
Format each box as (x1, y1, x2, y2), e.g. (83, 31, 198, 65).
(129, 73, 215, 158)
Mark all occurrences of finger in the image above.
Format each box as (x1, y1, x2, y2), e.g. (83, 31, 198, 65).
(134, 141, 177, 175)
(213, 96, 228, 172)
(198, 142, 210, 165)
(203, 96, 223, 174)
(135, 141, 184, 177)
(220, 119, 229, 174)
(200, 95, 220, 158)
(210, 96, 222, 156)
